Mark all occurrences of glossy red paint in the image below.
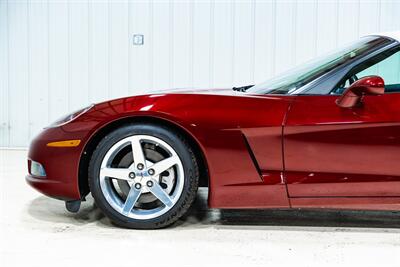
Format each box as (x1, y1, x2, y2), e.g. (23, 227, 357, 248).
(26, 87, 400, 211)
(27, 126, 86, 200)
(336, 75, 385, 108)
(285, 93, 400, 201)
(27, 89, 293, 208)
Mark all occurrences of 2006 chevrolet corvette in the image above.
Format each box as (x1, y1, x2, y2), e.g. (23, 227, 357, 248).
(27, 32, 400, 229)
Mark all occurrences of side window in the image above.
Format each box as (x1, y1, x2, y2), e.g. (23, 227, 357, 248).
(332, 48, 400, 95)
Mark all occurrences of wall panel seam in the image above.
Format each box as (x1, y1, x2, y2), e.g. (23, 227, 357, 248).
(209, 0, 214, 88)
(5, 0, 11, 147)
(27, 0, 31, 142)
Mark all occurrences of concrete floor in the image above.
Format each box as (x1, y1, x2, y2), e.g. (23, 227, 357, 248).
(1, 149, 399, 267)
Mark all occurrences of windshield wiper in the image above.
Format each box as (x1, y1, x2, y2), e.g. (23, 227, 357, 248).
(232, 85, 254, 92)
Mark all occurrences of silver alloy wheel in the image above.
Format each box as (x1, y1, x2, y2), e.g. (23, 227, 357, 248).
(99, 135, 184, 220)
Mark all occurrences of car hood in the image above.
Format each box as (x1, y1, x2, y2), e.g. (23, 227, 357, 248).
(92, 87, 247, 109)
(142, 87, 240, 96)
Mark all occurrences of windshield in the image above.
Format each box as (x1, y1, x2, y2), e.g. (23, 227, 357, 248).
(247, 36, 391, 95)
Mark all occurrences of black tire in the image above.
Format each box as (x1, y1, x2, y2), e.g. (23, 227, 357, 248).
(88, 123, 199, 229)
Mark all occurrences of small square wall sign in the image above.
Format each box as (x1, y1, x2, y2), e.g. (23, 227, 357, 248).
(133, 34, 144, 45)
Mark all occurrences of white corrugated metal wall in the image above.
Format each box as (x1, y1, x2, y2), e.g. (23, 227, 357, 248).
(1, 0, 400, 147)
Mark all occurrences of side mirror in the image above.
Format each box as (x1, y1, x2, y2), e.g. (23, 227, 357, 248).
(336, 76, 385, 108)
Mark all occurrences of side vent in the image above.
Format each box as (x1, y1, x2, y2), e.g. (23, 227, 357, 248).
(241, 133, 262, 177)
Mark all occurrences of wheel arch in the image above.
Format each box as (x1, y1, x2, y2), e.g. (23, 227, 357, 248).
(78, 116, 210, 199)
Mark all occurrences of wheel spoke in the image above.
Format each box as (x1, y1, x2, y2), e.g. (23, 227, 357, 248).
(148, 180, 173, 207)
(122, 187, 142, 215)
(130, 136, 146, 168)
(100, 167, 131, 181)
(99, 134, 185, 220)
(149, 156, 180, 176)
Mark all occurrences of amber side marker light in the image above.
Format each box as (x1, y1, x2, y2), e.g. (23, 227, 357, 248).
(47, 140, 81, 147)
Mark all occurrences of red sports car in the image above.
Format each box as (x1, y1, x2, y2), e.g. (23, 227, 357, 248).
(27, 32, 400, 229)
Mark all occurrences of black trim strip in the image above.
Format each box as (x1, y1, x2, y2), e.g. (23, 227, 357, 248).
(241, 133, 262, 178)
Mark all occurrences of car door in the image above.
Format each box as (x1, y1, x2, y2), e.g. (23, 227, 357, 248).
(284, 47, 400, 198)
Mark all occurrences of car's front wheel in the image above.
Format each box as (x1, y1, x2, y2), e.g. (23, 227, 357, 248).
(89, 123, 199, 229)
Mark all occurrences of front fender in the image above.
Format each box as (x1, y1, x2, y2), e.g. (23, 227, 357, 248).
(65, 93, 292, 208)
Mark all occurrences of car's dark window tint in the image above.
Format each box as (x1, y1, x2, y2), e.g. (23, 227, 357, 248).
(331, 46, 400, 95)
